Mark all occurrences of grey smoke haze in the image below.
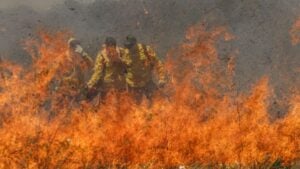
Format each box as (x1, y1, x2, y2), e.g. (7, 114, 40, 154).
(0, 0, 61, 10)
(0, 0, 97, 10)
(0, 0, 299, 114)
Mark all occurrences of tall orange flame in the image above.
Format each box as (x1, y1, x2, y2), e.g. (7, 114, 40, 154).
(0, 24, 298, 168)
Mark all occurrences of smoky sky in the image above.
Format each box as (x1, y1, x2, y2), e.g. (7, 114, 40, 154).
(0, 0, 299, 109)
(0, 0, 96, 10)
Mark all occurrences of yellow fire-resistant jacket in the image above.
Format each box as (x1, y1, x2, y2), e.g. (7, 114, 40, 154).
(122, 43, 165, 88)
(60, 49, 93, 94)
(87, 47, 126, 90)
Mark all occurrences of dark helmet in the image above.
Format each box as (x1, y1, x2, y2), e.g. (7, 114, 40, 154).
(105, 37, 117, 47)
(124, 35, 137, 49)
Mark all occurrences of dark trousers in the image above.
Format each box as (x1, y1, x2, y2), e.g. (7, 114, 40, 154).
(87, 83, 126, 104)
(128, 81, 157, 106)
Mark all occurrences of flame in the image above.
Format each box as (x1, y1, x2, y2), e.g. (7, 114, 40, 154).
(290, 16, 300, 45)
(0, 24, 299, 168)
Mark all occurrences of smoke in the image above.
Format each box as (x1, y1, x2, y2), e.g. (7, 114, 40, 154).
(0, 0, 61, 10)
(0, 0, 96, 10)
(0, 0, 217, 61)
(0, 0, 299, 112)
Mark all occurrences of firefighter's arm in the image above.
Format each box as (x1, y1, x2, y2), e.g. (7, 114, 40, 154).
(73, 44, 93, 66)
(146, 46, 166, 85)
(87, 53, 104, 89)
(82, 52, 93, 66)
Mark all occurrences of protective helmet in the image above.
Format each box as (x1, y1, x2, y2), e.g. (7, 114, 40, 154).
(68, 37, 80, 49)
(124, 35, 137, 49)
(105, 37, 117, 47)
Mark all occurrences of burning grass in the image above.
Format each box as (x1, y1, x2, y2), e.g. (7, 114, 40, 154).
(0, 24, 299, 169)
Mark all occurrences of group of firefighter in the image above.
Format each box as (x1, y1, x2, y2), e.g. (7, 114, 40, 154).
(62, 35, 166, 105)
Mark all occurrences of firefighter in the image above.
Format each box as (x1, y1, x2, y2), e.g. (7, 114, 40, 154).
(122, 35, 166, 104)
(61, 37, 93, 98)
(86, 37, 127, 101)
(51, 37, 93, 112)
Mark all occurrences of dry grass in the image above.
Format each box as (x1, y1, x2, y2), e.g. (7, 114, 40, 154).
(0, 25, 298, 169)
